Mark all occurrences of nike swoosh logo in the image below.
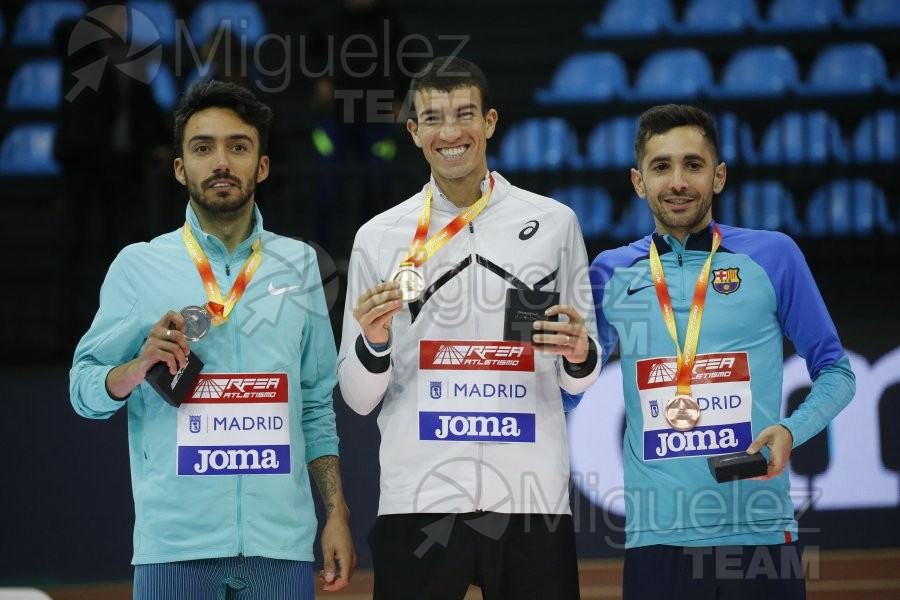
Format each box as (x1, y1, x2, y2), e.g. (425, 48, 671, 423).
(626, 283, 654, 296)
(268, 281, 300, 295)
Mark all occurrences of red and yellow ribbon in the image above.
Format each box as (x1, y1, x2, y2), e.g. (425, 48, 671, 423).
(403, 175, 494, 267)
(648, 224, 722, 396)
(182, 222, 262, 326)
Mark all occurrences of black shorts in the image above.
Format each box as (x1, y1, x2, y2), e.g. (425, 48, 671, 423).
(368, 512, 581, 600)
(623, 542, 807, 600)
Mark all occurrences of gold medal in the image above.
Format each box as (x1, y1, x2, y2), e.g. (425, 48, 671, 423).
(391, 263, 426, 303)
(395, 176, 494, 303)
(665, 394, 701, 431)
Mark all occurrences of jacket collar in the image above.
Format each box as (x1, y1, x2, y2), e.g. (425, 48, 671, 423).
(184, 202, 264, 260)
(652, 220, 717, 255)
(427, 170, 508, 214)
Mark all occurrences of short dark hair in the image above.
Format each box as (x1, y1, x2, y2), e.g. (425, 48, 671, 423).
(173, 80, 273, 157)
(409, 56, 492, 117)
(634, 104, 719, 167)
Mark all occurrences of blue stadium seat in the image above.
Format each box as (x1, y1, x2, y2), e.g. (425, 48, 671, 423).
(534, 52, 628, 105)
(498, 118, 583, 172)
(0, 124, 61, 176)
(583, 0, 674, 39)
(844, 0, 900, 30)
(762, 0, 844, 31)
(708, 46, 800, 99)
(670, 0, 760, 35)
(189, 0, 266, 46)
(550, 186, 614, 238)
(798, 43, 889, 96)
(5, 59, 63, 111)
(759, 111, 849, 166)
(612, 196, 655, 239)
(852, 110, 898, 164)
(716, 113, 758, 165)
(129, 0, 177, 46)
(623, 48, 713, 102)
(805, 179, 897, 236)
(586, 115, 639, 169)
(737, 180, 803, 234)
(12, 0, 86, 46)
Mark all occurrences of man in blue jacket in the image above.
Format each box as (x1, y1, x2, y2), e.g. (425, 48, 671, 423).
(70, 80, 355, 599)
(590, 104, 855, 599)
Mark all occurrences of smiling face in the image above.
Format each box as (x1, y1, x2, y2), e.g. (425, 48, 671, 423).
(174, 106, 269, 217)
(406, 85, 497, 202)
(631, 125, 726, 242)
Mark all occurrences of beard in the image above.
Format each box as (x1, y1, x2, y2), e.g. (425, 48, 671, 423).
(651, 191, 714, 233)
(185, 170, 257, 214)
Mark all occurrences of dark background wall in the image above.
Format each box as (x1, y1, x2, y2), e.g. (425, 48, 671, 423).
(0, 0, 898, 586)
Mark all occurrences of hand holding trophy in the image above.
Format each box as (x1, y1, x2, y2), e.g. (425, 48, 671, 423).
(145, 306, 209, 407)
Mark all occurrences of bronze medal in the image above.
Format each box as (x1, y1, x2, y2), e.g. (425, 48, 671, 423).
(665, 394, 701, 431)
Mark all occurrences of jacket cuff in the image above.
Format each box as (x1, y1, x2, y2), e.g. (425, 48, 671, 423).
(355, 334, 391, 374)
(563, 337, 598, 378)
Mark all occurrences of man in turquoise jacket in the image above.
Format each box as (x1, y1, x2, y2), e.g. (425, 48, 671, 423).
(70, 80, 355, 599)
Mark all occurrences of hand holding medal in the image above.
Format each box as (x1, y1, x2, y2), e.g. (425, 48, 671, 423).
(352, 281, 404, 345)
(142, 305, 210, 374)
(353, 178, 497, 345)
(143, 310, 192, 376)
(142, 309, 206, 407)
(143, 222, 262, 407)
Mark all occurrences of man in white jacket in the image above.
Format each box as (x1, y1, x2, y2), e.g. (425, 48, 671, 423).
(336, 55, 600, 600)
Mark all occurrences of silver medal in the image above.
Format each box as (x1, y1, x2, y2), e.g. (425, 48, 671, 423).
(181, 305, 211, 342)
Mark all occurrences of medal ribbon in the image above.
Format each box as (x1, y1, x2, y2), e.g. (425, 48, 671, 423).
(403, 174, 495, 267)
(182, 222, 263, 326)
(648, 224, 722, 396)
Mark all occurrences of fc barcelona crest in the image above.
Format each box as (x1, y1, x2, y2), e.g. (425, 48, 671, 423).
(712, 268, 741, 295)
(650, 399, 659, 418)
(189, 415, 201, 433)
(430, 381, 443, 399)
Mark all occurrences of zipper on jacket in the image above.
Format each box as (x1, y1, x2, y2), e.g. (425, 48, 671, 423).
(232, 298, 245, 557)
(226, 263, 231, 276)
(467, 219, 484, 511)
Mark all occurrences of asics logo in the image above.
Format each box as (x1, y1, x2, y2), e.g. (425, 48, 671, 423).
(519, 220, 539, 240)
(268, 281, 300, 295)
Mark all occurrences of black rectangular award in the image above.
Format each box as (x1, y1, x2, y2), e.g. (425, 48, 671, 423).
(145, 352, 204, 407)
(707, 451, 768, 483)
(503, 288, 560, 343)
